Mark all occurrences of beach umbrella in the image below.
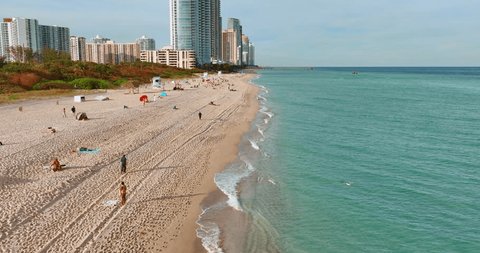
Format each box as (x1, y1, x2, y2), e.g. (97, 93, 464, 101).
(139, 95, 148, 102)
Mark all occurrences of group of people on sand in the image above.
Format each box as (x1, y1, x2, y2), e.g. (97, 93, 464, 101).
(47, 98, 213, 206)
(50, 154, 128, 205)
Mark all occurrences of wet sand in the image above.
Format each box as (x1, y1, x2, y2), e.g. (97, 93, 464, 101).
(0, 73, 258, 252)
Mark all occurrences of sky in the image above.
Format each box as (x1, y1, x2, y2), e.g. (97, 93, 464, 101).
(2, 0, 479, 66)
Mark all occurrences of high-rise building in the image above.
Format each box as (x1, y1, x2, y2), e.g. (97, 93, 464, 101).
(1, 17, 72, 61)
(70, 36, 86, 61)
(10, 17, 40, 53)
(221, 29, 235, 65)
(39, 25, 70, 52)
(248, 42, 255, 66)
(224, 18, 242, 65)
(0, 19, 12, 60)
(170, 0, 220, 66)
(136, 35, 156, 50)
(210, 0, 221, 63)
(241, 34, 249, 65)
(85, 39, 140, 64)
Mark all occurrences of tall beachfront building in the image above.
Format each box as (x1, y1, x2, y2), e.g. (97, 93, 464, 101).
(248, 42, 255, 66)
(85, 38, 140, 64)
(222, 18, 243, 65)
(70, 36, 86, 61)
(39, 25, 70, 52)
(241, 34, 249, 65)
(240, 35, 255, 66)
(169, 0, 220, 66)
(9, 17, 41, 54)
(0, 17, 71, 61)
(136, 35, 156, 50)
(0, 19, 12, 60)
(210, 0, 222, 63)
(227, 18, 242, 65)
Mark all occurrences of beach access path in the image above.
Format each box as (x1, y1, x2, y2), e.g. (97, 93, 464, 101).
(0, 73, 258, 252)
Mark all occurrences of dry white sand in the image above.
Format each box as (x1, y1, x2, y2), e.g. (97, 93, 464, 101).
(0, 73, 259, 252)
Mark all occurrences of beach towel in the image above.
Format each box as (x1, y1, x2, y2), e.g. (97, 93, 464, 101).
(78, 148, 100, 154)
(160, 91, 167, 97)
(103, 200, 119, 206)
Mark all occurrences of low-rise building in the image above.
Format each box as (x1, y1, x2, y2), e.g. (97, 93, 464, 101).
(140, 48, 195, 69)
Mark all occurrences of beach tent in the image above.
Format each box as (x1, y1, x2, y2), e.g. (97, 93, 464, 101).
(152, 77, 162, 89)
(74, 95, 85, 103)
(77, 112, 88, 120)
(139, 95, 148, 102)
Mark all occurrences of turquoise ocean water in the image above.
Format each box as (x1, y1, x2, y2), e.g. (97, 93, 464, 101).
(198, 67, 480, 252)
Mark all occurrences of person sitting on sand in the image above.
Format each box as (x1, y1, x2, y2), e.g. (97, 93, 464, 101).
(0, 141, 3, 145)
(51, 158, 61, 172)
(173, 105, 178, 110)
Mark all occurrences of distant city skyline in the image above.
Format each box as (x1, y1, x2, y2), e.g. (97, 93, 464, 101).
(1, 0, 479, 66)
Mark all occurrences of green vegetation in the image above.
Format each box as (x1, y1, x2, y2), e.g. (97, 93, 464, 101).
(0, 54, 202, 103)
(70, 78, 111, 89)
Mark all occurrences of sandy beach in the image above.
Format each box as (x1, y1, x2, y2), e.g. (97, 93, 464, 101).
(0, 73, 258, 252)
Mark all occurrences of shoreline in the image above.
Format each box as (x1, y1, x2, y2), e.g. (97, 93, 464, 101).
(164, 74, 260, 253)
(0, 72, 259, 252)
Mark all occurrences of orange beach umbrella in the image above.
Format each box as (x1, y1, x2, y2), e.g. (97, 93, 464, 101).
(139, 95, 148, 102)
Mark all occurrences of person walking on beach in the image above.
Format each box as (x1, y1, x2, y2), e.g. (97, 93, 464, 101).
(63, 108, 66, 118)
(120, 155, 127, 174)
(71, 106, 76, 115)
(198, 112, 202, 120)
(119, 182, 127, 206)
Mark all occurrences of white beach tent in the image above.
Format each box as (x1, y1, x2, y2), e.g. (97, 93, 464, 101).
(152, 76, 162, 89)
(74, 95, 85, 103)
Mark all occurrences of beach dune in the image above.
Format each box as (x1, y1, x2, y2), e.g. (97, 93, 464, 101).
(0, 74, 258, 252)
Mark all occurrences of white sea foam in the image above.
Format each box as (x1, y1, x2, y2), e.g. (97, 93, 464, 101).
(264, 111, 274, 118)
(268, 179, 276, 185)
(214, 165, 249, 211)
(259, 107, 274, 118)
(213, 160, 258, 211)
(215, 175, 242, 211)
(196, 208, 224, 253)
(245, 160, 256, 171)
(258, 95, 267, 101)
(257, 127, 264, 137)
(249, 139, 260, 150)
